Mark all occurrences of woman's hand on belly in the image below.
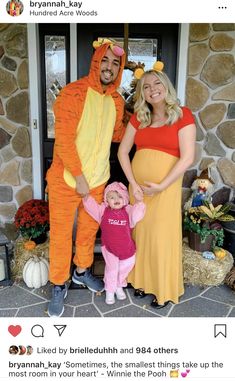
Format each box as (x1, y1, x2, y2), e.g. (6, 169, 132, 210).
(141, 181, 164, 196)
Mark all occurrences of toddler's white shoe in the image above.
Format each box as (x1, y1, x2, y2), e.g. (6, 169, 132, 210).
(105, 291, 115, 305)
(116, 287, 126, 300)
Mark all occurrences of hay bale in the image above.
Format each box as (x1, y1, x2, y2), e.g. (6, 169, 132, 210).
(12, 237, 49, 281)
(183, 242, 234, 286)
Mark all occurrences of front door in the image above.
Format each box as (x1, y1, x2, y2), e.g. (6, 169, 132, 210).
(38, 23, 179, 190)
(38, 24, 70, 185)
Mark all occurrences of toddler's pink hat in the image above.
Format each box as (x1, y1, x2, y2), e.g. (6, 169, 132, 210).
(104, 182, 129, 206)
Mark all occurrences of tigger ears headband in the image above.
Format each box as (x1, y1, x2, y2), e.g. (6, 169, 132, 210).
(93, 38, 125, 57)
(134, 61, 164, 80)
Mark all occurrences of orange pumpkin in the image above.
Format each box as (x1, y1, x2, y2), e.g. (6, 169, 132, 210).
(24, 240, 36, 251)
(213, 247, 227, 260)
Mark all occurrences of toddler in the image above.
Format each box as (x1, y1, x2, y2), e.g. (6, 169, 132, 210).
(83, 182, 145, 304)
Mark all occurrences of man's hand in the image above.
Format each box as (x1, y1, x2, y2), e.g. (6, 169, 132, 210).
(75, 174, 89, 197)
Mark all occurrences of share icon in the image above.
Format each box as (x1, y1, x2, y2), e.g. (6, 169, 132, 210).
(53, 325, 67, 337)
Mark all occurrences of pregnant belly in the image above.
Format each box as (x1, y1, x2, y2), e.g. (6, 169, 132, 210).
(132, 149, 179, 184)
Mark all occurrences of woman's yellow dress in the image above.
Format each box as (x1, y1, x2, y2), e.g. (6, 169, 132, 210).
(129, 149, 184, 304)
(128, 107, 195, 304)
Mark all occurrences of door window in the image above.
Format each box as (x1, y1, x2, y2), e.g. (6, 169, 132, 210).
(44, 35, 67, 139)
(39, 23, 70, 175)
(100, 37, 160, 102)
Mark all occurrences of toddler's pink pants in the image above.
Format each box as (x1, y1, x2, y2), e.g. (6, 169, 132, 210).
(102, 247, 135, 293)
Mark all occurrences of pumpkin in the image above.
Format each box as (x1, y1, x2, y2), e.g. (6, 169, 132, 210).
(23, 256, 49, 288)
(213, 247, 227, 260)
(23, 240, 36, 251)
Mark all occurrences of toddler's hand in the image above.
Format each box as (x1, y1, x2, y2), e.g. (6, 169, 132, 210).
(131, 183, 144, 202)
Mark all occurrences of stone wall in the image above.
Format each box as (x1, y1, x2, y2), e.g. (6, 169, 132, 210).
(0, 23, 31, 238)
(184, 23, 235, 205)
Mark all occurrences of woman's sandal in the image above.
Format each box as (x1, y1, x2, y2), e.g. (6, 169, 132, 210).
(134, 288, 146, 298)
(151, 298, 170, 309)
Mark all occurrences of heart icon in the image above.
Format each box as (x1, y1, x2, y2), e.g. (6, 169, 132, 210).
(8, 325, 22, 337)
(181, 372, 187, 378)
(186, 369, 190, 373)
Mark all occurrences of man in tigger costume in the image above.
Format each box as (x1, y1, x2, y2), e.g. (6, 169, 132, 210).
(47, 39, 126, 317)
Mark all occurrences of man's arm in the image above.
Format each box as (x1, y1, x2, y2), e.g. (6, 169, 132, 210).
(53, 86, 83, 177)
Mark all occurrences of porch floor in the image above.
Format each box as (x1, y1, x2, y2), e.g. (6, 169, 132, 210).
(0, 281, 235, 318)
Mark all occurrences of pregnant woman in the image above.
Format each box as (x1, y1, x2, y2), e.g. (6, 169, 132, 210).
(118, 64, 196, 308)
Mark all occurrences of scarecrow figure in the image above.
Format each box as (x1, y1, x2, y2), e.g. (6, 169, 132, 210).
(184, 168, 215, 210)
(191, 169, 214, 207)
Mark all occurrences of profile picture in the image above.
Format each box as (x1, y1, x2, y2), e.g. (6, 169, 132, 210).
(9, 345, 19, 355)
(19, 345, 26, 355)
(6, 0, 24, 16)
(26, 346, 33, 355)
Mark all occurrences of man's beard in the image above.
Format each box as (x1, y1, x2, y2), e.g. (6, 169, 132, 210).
(101, 78, 112, 85)
(101, 70, 114, 85)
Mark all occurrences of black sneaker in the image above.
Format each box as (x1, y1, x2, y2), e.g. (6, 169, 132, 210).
(72, 270, 104, 292)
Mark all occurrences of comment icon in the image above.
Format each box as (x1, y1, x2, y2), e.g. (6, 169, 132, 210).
(31, 324, 44, 338)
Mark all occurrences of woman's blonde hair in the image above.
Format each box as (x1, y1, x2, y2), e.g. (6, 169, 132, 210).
(134, 70, 182, 128)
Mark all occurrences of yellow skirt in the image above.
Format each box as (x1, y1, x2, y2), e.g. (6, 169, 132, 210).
(128, 149, 184, 304)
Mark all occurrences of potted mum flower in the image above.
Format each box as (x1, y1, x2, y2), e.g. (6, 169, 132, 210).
(14, 199, 49, 245)
(183, 201, 234, 252)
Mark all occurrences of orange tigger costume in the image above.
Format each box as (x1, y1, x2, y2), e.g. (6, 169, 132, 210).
(46, 42, 126, 285)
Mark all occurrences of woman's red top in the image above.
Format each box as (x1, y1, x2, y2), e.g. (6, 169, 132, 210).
(129, 106, 195, 158)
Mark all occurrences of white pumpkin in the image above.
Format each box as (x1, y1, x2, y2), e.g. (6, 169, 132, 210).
(23, 256, 49, 288)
